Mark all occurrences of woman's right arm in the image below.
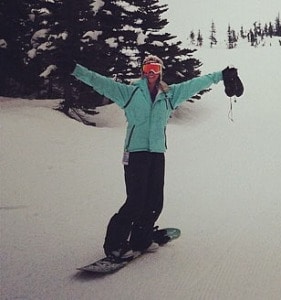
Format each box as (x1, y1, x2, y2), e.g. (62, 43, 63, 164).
(72, 64, 134, 108)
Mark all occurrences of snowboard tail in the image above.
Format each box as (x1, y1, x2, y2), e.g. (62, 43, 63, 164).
(77, 227, 180, 274)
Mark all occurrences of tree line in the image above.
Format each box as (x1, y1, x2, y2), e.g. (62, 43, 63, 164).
(188, 13, 281, 48)
(0, 0, 204, 120)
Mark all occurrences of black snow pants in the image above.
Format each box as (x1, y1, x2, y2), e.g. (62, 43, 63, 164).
(103, 151, 165, 255)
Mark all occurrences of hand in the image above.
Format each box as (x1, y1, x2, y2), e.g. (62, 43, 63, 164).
(222, 67, 244, 97)
(54, 51, 76, 75)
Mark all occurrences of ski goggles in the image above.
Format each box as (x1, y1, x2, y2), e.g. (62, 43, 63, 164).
(142, 63, 162, 74)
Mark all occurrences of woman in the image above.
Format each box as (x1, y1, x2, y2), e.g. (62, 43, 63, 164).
(70, 54, 241, 261)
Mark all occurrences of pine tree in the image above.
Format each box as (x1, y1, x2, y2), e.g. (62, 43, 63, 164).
(209, 21, 217, 48)
(0, 0, 42, 96)
(268, 22, 274, 38)
(189, 30, 196, 45)
(264, 23, 269, 36)
(248, 29, 257, 46)
(196, 30, 203, 47)
(0, 0, 20, 96)
(240, 26, 246, 39)
(132, 0, 171, 64)
(82, 0, 139, 81)
(48, 0, 100, 111)
(25, 0, 61, 98)
(227, 25, 237, 49)
(132, 0, 202, 99)
(275, 13, 281, 36)
(1, 0, 205, 111)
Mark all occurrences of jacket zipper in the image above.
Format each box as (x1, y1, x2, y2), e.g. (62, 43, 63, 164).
(125, 125, 135, 151)
(164, 126, 167, 149)
(164, 93, 173, 110)
(123, 87, 139, 109)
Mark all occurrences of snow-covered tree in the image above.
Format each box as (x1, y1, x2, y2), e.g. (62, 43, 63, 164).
(226, 25, 237, 49)
(240, 26, 247, 39)
(132, 0, 202, 99)
(189, 30, 196, 46)
(268, 22, 274, 38)
(0, 0, 43, 96)
(1, 0, 205, 111)
(196, 30, 203, 47)
(209, 21, 217, 48)
(49, 0, 109, 112)
(275, 13, 281, 36)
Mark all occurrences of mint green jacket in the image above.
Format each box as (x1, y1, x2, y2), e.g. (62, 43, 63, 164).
(72, 64, 222, 153)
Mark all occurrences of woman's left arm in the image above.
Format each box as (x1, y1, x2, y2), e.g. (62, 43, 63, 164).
(170, 71, 223, 108)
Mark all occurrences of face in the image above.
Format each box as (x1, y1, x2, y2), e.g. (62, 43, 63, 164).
(142, 63, 161, 85)
(143, 71, 160, 85)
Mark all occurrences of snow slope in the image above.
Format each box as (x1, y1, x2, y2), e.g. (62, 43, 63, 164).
(1, 46, 281, 300)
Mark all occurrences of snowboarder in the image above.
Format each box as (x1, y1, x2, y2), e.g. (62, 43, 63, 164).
(57, 54, 243, 261)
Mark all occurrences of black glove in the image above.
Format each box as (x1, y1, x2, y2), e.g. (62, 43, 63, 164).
(222, 67, 244, 97)
(54, 52, 76, 75)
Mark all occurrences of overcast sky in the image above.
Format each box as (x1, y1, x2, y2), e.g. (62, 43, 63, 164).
(159, 0, 280, 42)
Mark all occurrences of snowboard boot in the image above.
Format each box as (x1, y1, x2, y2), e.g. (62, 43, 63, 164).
(106, 242, 134, 262)
(152, 226, 171, 245)
(145, 242, 159, 252)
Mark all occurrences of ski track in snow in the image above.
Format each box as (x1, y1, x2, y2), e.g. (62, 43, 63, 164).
(1, 45, 281, 300)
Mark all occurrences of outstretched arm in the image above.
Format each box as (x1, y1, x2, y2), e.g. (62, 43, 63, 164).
(170, 71, 223, 108)
(71, 64, 135, 108)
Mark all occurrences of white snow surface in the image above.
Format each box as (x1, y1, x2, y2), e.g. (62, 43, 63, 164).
(1, 47, 281, 300)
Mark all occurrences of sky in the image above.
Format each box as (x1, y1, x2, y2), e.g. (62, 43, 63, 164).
(159, 0, 280, 43)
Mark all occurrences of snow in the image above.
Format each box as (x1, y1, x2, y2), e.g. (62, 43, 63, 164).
(159, 0, 281, 46)
(31, 29, 49, 45)
(31, 8, 51, 17)
(27, 48, 37, 59)
(82, 31, 102, 42)
(91, 0, 105, 14)
(152, 40, 164, 47)
(0, 39, 7, 49)
(117, 1, 139, 13)
(136, 31, 147, 45)
(105, 37, 118, 48)
(39, 65, 57, 78)
(1, 46, 281, 300)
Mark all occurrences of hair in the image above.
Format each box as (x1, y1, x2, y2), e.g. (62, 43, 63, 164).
(142, 55, 164, 66)
(141, 55, 169, 92)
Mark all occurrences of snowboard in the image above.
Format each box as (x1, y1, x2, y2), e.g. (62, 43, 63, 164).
(77, 227, 181, 274)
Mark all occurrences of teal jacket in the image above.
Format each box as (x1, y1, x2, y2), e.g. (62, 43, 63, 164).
(72, 64, 223, 153)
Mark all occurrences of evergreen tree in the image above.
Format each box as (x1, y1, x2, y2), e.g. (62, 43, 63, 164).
(0, 0, 41, 96)
(81, 0, 140, 81)
(196, 30, 203, 47)
(48, 0, 101, 111)
(133, 0, 170, 63)
(25, 0, 60, 98)
(0, 0, 18, 96)
(240, 26, 246, 39)
(1, 0, 205, 112)
(227, 25, 237, 49)
(189, 30, 196, 45)
(253, 22, 262, 37)
(133, 0, 202, 99)
(268, 22, 274, 38)
(275, 13, 281, 36)
(209, 21, 217, 48)
(264, 23, 269, 36)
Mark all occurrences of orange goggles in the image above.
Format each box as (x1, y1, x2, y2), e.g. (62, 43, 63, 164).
(142, 63, 162, 74)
